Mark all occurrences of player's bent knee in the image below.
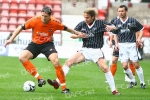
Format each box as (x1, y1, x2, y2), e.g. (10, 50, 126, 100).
(51, 58, 60, 66)
(19, 56, 28, 63)
(65, 60, 74, 67)
(101, 67, 109, 73)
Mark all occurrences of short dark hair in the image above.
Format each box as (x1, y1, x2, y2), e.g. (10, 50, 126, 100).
(41, 6, 52, 15)
(119, 5, 128, 11)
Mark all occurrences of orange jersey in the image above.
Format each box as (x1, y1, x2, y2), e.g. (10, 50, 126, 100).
(24, 16, 65, 44)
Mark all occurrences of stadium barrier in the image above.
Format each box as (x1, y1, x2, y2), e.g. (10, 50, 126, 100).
(0, 32, 150, 60)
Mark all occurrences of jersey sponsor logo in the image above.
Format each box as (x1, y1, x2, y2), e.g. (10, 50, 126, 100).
(81, 28, 86, 32)
(36, 32, 49, 36)
(120, 28, 130, 33)
(127, 23, 136, 28)
(33, 32, 52, 43)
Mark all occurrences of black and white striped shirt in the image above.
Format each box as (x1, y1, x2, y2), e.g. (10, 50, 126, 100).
(74, 20, 110, 48)
(111, 16, 119, 24)
(110, 17, 120, 45)
(112, 17, 143, 43)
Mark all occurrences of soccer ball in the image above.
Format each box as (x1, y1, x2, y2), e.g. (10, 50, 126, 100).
(23, 81, 36, 92)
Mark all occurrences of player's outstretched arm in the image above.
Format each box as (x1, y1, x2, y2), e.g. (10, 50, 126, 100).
(70, 33, 87, 39)
(70, 34, 79, 39)
(65, 27, 79, 35)
(65, 27, 87, 39)
(105, 24, 117, 32)
(4, 26, 22, 48)
(108, 32, 113, 48)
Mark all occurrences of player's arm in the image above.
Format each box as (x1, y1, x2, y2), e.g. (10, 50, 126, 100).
(70, 33, 87, 39)
(70, 34, 79, 39)
(104, 21, 117, 32)
(65, 27, 79, 35)
(4, 26, 22, 47)
(136, 30, 143, 42)
(10, 26, 22, 41)
(4, 17, 34, 47)
(113, 34, 119, 50)
(134, 19, 144, 44)
(108, 32, 113, 48)
(136, 30, 143, 48)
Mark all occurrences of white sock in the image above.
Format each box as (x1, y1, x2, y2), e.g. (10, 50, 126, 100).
(105, 71, 116, 92)
(136, 67, 145, 84)
(124, 68, 135, 82)
(56, 65, 70, 84)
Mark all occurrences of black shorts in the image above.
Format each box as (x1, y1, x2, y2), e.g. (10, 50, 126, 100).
(113, 50, 119, 57)
(25, 42, 57, 60)
(112, 46, 119, 57)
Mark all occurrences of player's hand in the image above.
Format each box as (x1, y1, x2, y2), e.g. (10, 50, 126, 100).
(4, 40, 12, 48)
(105, 24, 116, 32)
(114, 44, 119, 51)
(139, 42, 143, 48)
(77, 32, 88, 38)
(136, 38, 142, 48)
(136, 40, 143, 48)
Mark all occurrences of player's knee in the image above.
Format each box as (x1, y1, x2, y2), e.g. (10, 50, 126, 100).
(19, 55, 28, 63)
(65, 60, 73, 67)
(51, 58, 60, 66)
(101, 66, 109, 73)
(112, 60, 117, 64)
(133, 62, 140, 69)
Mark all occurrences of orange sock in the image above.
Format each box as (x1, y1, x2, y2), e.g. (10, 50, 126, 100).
(110, 64, 117, 76)
(129, 64, 135, 76)
(22, 60, 42, 80)
(55, 65, 66, 90)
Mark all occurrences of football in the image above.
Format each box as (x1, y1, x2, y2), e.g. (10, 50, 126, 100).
(23, 81, 36, 92)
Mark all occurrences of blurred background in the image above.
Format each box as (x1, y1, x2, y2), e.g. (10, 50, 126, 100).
(0, 0, 150, 60)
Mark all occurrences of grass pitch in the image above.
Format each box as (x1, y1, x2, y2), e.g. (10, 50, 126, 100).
(0, 56, 150, 100)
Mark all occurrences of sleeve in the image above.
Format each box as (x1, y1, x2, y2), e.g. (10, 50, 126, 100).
(110, 17, 118, 24)
(135, 19, 144, 31)
(110, 18, 115, 24)
(104, 20, 112, 25)
(109, 20, 118, 34)
(74, 22, 82, 31)
(54, 20, 65, 30)
(23, 17, 36, 30)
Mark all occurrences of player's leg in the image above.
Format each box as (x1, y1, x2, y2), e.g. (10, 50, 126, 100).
(60, 52, 85, 75)
(125, 60, 135, 82)
(110, 54, 118, 76)
(119, 43, 136, 88)
(128, 60, 135, 76)
(106, 47, 118, 83)
(133, 62, 146, 89)
(90, 48, 120, 95)
(19, 42, 45, 87)
(129, 46, 146, 89)
(122, 61, 137, 88)
(41, 42, 70, 93)
(97, 58, 120, 95)
(48, 52, 70, 92)
(106, 55, 118, 83)
(47, 49, 85, 91)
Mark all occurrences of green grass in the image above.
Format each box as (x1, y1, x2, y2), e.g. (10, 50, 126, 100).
(0, 56, 150, 100)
